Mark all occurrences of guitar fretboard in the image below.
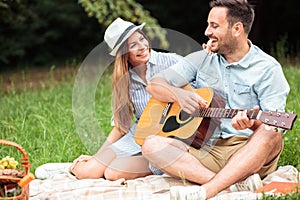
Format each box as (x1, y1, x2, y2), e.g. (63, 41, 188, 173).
(192, 108, 258, 119)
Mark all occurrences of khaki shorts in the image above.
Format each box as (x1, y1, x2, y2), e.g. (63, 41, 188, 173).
(187, 136, 283, 178)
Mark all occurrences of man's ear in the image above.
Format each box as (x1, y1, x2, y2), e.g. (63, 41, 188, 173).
(232, 22, 244, 37)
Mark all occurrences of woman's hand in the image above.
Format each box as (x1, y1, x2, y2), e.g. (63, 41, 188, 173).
(73, 155, 92, 163)
(69, 155, 92, 174)
(202, 39, 213, 55)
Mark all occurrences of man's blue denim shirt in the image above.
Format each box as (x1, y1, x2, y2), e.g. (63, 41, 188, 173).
(154, 41, 290, 139)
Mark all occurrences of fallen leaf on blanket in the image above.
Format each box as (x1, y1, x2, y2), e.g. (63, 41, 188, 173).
(153, 189, 169, 194)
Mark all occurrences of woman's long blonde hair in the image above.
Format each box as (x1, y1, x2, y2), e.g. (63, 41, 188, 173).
(112, 30, 150, 134)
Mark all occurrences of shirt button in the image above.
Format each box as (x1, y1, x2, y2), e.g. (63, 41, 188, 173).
(226, 66, 230, 69)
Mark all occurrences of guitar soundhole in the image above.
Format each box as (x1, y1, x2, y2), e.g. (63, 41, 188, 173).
(179, 111, 191, 121)
(162, 116, 180, 132)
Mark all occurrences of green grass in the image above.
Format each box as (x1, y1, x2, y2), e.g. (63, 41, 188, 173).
(278, 67, 300, 170)
(262, 191, 300, 200)
(0, 66, 113, 171)
(0, 79, 86, 168)
(0, 65, 299, 199)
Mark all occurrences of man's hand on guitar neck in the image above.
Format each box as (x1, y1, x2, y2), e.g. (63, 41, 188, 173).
(231, 105, 262, 131)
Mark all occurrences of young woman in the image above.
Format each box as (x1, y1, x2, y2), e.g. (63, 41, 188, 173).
(68, 18, 182, 180)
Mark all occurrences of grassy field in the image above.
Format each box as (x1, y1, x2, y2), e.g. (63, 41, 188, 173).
(0, 65, 299, 198)
(0, 66, 113, 170)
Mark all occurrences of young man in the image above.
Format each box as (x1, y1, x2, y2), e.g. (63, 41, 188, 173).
(142, 0, 290, 199)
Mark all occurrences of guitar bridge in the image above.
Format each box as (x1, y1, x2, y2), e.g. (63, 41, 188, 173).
(160, 102, 173, 124)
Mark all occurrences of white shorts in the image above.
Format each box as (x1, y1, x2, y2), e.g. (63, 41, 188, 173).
(102, 122, 163, 175)
(109, 123, 142, 157)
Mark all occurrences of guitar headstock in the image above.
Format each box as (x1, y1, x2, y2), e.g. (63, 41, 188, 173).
(258, 110, 297, 130)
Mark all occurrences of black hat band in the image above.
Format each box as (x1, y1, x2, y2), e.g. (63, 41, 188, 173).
(113, 24, 136, 49)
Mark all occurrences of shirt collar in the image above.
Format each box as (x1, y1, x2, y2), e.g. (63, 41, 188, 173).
(236, 40, 256, 68)
(147, 49, 158, 66)
(218, 40, 256, 68)
(129, 49, 156, 85)
(129, 49, 157, 70)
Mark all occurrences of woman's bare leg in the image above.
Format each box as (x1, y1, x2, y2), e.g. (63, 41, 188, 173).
(104, 155, 152, 180)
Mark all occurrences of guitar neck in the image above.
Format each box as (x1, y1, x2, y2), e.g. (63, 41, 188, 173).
(193, 108, 255, 119)
(191, 108, 297, 130)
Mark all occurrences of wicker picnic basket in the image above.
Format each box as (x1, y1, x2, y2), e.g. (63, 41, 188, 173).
(0, 140, 31, 200)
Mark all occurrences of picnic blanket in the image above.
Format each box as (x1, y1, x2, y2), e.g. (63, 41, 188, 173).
(29, 165, 299, 200)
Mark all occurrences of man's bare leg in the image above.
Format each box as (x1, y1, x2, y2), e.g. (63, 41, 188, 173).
(142, 135, 216, 184)
(202, 125, 283, 198)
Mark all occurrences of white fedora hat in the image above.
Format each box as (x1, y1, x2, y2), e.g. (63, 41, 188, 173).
(104, 18, 145, 56)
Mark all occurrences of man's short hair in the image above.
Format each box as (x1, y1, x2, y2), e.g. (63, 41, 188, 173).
(209, 0, 255, 34)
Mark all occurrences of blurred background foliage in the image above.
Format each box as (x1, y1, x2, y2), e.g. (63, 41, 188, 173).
(0, 0, 299, 70)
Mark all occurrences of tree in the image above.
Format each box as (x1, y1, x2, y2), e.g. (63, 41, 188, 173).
(0, 0, 37, 66)
(0, 0, 101, 68)
(78, 0, 169, 48)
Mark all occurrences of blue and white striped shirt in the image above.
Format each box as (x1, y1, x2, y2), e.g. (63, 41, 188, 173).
(106, 50, 181, 164)
(130, 50, 181, 120)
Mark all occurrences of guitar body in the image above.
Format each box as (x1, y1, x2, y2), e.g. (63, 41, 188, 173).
(135, 87, 223, 148)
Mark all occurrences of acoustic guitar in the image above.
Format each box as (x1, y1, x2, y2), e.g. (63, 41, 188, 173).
(134, 86, 297, 148)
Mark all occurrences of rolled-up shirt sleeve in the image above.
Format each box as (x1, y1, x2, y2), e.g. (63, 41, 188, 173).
(152, 51, 205, 87)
